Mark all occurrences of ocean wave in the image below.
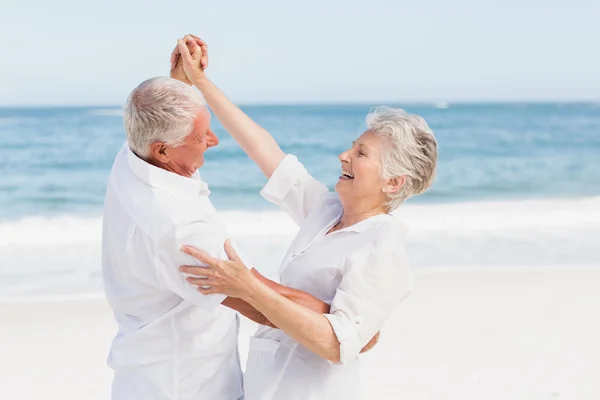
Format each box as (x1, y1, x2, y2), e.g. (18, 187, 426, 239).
(1, 196, 598, 246)
(1, 196, 598, 298)
(393, 196, 600, 235)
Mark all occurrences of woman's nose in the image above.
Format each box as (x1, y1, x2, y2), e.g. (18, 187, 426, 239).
(338, 149, 350, 163)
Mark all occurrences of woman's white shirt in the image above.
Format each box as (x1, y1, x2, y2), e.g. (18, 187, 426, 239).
(244, 155, 413, 400)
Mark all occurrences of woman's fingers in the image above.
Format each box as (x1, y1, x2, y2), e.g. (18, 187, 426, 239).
(186, 34, 208, 69)
(177, 39, 192, 62)
(180, 265, 215, 276)
(224, 239, 240, 262)
(198, 286, 222, 295)
(181, 245, 218, 267)
(186, 276, 214, 286)
(182, 266, 215, 277)
(183, 36, 198, 53)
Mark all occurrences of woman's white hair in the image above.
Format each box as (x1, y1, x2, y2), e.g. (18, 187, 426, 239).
(123, 77, 206, 158)
(367, 106, 437, 212)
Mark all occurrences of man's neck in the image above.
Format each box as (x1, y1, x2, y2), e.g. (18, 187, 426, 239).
(144, 155, 194, 178)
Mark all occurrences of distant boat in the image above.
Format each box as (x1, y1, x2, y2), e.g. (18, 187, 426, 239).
(434, 102, 449, 109)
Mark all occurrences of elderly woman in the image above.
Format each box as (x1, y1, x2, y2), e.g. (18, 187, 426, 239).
(174, 36, 437, 399)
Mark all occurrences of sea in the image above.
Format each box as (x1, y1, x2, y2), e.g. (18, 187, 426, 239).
(1, 103, 599, 298)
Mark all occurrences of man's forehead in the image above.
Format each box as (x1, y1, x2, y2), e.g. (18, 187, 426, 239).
(194, 106, 211, 125)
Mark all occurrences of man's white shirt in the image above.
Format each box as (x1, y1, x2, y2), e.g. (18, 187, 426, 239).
(102, 144, 243, 400)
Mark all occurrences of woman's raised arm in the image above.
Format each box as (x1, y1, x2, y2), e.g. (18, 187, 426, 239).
(175, 35, 285, 178)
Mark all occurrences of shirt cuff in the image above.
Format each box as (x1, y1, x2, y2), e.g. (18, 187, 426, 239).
(323, 312, 363, 365)
(260, 154, 304, 204)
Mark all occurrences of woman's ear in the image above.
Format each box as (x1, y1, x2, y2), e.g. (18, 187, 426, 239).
(384, 176, 405, 194)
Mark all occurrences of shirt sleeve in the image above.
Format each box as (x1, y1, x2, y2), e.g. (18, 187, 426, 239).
(323, 246, 413, 365)
(153, 221, 251, 312)
(260, 154, 330, 226)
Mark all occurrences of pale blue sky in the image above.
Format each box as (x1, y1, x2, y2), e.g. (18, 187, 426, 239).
(0, 0, 598, 106)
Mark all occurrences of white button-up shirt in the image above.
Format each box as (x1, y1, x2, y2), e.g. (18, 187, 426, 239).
(243, 155, 413, 400)
(102, 144, 243, 400)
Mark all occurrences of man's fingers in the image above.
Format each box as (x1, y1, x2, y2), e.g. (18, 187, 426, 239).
(171, 54, 181, 71)
(224, 239, 240, 262)
(181, 245, 217, 267)
(187, 34, 205, 45)
(198, 42, 208, 69)
(170, 45, 180, 68)
(187, 34, 207, 50)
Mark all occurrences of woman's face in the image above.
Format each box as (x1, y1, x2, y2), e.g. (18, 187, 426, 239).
(335, 130, 388, 210)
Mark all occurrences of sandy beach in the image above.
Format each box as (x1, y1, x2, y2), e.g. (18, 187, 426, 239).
(1, 267, 599, 400)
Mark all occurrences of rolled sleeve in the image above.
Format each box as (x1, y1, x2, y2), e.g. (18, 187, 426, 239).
(324, 247, 413, 364)
(260, 154, 329, 226)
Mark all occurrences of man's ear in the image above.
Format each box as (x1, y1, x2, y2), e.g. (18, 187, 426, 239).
(149, 141, 169, 163)
(385, 176, 405, 194)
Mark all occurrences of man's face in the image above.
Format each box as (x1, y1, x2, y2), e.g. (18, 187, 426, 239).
(166, 107, 219, 176)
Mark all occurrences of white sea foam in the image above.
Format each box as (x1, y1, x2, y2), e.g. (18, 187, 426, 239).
(0, 197, 598, 297)
(1, 196, 598, 246)
(393, 196, 600, 234)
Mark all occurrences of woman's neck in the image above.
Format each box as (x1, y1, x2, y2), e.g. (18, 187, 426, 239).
(337, 205, 387, 230)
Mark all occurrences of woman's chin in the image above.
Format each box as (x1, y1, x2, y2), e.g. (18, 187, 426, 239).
(334, 179, 351, 192)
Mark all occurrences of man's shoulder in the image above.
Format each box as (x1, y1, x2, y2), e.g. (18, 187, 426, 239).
(108, 181, 224, 243)
(105, 145, 225, 243)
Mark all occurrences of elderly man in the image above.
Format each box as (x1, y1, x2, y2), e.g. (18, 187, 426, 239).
(101, 76, 329, 399)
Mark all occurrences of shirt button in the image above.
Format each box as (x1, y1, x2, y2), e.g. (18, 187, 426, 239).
(355, 317, 362, 325)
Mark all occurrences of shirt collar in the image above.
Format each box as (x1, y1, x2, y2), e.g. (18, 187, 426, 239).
(345, 213, 393, 233)
(126, 146, 210, 198)
(329, 205, 405, 234)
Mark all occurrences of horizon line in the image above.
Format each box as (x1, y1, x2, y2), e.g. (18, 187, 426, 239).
(1, 99, 599, 109)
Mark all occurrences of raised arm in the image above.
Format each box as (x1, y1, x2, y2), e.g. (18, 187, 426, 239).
(174, 35, 285, 178)
(171, 35, 331, 226)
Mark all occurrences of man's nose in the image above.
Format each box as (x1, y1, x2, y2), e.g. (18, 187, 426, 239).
(207, 130, 219, 148)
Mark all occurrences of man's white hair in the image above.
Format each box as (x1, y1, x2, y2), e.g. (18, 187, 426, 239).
(367, 106, 438, 212)
(123, 77, 206, 158)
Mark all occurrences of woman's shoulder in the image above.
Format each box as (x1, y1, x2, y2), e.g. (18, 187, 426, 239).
(354, 214, 408, 248)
